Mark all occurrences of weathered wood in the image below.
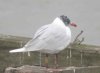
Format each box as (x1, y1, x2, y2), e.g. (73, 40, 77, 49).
(5, 65, 47, 73)
(5, 65, 100, 73)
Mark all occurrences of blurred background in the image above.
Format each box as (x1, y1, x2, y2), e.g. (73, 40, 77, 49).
(0, 0, 100, 46)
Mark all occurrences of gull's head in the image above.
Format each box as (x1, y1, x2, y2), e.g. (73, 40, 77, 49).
(60, 15, 77, 27)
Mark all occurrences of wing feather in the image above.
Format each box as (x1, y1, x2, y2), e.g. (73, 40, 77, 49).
(25, 24, 49, 47)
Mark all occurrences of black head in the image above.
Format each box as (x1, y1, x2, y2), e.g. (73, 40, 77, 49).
(60, 15, 71, 26)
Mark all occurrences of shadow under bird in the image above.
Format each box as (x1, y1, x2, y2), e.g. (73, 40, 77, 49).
(9, 15, 77, 68)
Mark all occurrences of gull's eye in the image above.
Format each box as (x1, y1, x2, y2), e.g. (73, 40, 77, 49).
(66, 18, 70, 24)
(65, 16, 67, 19)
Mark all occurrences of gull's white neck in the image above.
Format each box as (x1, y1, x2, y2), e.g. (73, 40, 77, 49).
(52, 17, 65, 26)
(52, 17, 71, 41)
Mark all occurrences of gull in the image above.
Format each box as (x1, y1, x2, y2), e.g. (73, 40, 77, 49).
(9, 15, 77, 68)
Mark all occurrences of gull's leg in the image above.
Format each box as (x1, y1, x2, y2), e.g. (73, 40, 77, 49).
(45, 54, 49, 68)
(54, 54, 58, 68)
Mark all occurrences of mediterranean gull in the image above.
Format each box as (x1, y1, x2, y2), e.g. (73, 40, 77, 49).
(9, 15, 77, 67)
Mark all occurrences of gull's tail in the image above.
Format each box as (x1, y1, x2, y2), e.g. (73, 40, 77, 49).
(9, 47, 26, 53)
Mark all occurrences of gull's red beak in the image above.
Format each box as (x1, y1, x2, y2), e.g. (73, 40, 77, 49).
(70, 22, 77, 27)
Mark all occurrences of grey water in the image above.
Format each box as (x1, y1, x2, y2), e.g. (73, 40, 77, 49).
(0, 0, 100, 46)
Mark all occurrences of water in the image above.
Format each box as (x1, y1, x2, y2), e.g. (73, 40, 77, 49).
(0, 0, 100, 46)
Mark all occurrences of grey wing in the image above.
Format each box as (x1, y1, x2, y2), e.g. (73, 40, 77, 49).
(25, 24, 50, 48)
(33, 25, 49, 39)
